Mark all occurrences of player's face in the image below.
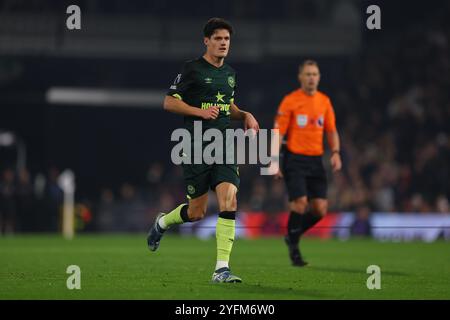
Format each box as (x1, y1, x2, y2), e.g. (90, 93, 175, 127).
(299, 65, 320, 92)
(204, 29, 230, 59)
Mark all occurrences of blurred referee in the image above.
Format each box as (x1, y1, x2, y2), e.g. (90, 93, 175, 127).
(273, 60, 342, 266)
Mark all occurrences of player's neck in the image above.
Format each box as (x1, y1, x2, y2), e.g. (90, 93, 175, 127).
(203, 53, 224, 68)
(301, 87, 317, 96)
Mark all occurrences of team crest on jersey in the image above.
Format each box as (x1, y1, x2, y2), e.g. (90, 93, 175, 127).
(297, 115, 308, 127)
(187, 185, 196, 195)
(228, 76, 235, 88)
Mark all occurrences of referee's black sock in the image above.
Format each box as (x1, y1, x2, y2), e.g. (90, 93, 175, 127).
(287, 211, 304, 245)
(287, 211, 323, 244)
(299, 211, 322, 236)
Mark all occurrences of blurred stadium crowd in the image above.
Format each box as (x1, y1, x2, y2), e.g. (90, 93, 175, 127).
(1, 0, 449, 233)
(327, 17, 450, 214)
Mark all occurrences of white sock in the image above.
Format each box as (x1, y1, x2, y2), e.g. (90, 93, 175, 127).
(215, 260, 229, 271)
(158, 216, 168, 230)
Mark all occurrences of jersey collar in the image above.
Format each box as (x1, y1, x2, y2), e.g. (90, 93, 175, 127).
(200, 56, 225, 70)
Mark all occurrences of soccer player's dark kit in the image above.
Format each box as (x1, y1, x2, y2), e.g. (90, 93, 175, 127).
(147, 18, 250, 283)
(167, 57, 240, 199)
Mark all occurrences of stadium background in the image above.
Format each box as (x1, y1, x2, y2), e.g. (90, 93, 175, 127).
(0, 0, 449, 240)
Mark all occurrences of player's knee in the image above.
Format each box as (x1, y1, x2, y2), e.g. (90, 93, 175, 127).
(188, 207, 206, 221)
(219, 195, 237, 212)
(311, 203, 328, 217)
(290, 198, 308, 214)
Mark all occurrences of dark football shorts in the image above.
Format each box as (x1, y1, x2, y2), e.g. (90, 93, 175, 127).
(182, 163, 240, 199)
(282, 150, 327, 201)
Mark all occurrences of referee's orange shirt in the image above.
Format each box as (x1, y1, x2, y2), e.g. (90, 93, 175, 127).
(274, 89, 336, 156)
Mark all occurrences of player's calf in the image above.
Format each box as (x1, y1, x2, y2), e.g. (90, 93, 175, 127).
(187, 207, 206, 221)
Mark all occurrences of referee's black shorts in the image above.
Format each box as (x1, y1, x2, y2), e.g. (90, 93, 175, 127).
(282, 150, 327, 201)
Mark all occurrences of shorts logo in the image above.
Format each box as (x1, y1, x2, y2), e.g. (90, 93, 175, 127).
(228, 76, 235, 88)
(187, 185, 196, 195)
(297, 115, 308, 127)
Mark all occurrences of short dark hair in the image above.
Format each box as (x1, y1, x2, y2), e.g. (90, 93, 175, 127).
(299, 59, 319, 73)
(203, 18, 233, 38)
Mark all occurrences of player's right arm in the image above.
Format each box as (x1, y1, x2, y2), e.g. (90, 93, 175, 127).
(163, 96, 219, 120)
(165, 62, 219, 120)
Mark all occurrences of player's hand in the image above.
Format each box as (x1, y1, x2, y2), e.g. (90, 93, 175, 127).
(244, 112, 259, 132)
(330, 152, 342, 172)
(198, 106, 220, 120)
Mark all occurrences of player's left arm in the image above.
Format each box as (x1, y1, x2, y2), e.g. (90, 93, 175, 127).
(230, 102, 259, 132)
(326, 130, 342, 172)
(324, 99, 342, 172)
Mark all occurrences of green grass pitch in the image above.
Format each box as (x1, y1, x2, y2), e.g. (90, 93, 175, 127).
(0, 235, 449, 299)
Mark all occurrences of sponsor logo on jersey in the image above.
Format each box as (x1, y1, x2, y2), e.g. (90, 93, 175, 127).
(201, 102, 231, 114)
(215, 91, 225, 103)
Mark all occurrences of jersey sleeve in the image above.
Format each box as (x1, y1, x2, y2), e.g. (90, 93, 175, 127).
(274, 96, 292, 135)
(167, 62, 193, 100)
(324, 97, 337, 132)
